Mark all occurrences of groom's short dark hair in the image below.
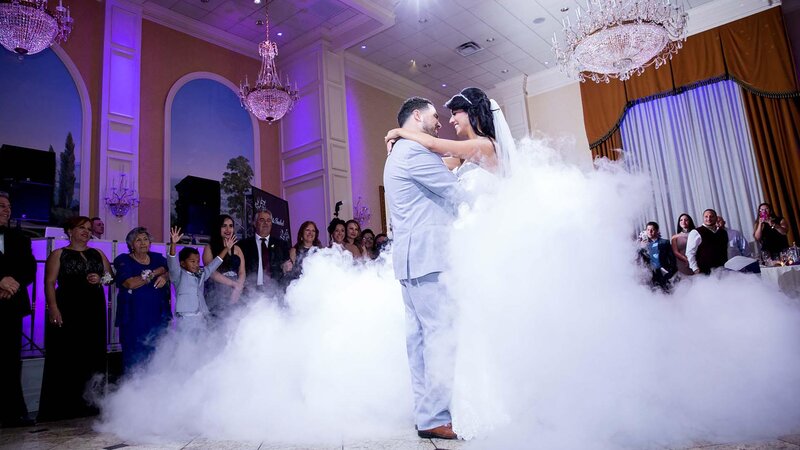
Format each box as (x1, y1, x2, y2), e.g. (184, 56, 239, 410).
(397, 97, 433, 127)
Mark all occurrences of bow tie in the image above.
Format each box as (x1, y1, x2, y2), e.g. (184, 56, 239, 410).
(191, 269, 204, 279)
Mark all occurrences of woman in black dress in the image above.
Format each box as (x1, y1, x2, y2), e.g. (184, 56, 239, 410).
(753, 202, 790, 258)
(38, 216, 111, 421)
(287, 221, 321, 281)
(203, 214, 245, 317)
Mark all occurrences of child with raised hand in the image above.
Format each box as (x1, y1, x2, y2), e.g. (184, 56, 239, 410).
(167, 226, 236, 326)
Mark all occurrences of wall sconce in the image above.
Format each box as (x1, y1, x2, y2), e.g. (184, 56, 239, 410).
(353, 196, 371, 228)
(105, 174, 140, 220)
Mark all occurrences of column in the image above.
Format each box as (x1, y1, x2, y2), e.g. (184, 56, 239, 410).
(280, 41, 353, 245)
(98, 0, 142, 241)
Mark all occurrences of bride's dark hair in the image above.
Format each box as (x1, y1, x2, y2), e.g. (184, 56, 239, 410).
(444, 87, 495, 140)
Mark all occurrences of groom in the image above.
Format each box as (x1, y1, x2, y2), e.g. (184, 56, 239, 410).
(383, 97, 464, 440)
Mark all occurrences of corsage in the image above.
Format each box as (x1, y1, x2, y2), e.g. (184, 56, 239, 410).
(100, 272, 114, 286)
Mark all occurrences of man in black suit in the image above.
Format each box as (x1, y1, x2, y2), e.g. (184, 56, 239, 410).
(0, 192, 36, 427)
(238, 209, 291, 298)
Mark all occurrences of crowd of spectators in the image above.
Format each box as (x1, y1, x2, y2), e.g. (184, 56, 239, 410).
(639, 203, 792, 292)
(0, 191, 393, 427)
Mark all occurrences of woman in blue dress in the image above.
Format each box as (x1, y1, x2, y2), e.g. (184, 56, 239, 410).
(114, 227, 171, 374)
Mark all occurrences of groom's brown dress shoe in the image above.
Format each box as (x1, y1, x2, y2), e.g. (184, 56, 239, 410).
(417, 423, 458, 440)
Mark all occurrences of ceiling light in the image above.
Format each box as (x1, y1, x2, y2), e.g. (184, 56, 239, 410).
(441, 83, 447, 87)
(276, 32, 282, 37)
(254, 0, 261, 4)
(560, 7, 569, 12)
(418, 18, 428, 23)
(239, 9, 298, 123)
(501, 69, 509, 73)
(552, 0, 687, 83)
(533, 17, 546, 24)
(0, 0, 74, 56)
(422, 63, 431, 68)
(360, 44, 367, 49)
(486, 37, 495, 42)
(256, 19, 264, 26)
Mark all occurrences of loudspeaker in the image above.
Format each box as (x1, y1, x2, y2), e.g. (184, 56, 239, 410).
(0, 180, 54, 223)
(175, 176, 220, 236)
(0, 145, 56, 184)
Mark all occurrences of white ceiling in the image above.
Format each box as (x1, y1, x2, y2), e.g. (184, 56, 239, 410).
(143, 0, 716, 96)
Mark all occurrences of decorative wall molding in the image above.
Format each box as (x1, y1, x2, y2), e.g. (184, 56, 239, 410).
(281, 42, 354, 245)
(141, 0, 396, 63)
(142, 3, 258, 60)
(344, 53, 449, 105)
(161, 72, 263, 239)
(99, 0, 142, 241)
(687, 0, 780, 35)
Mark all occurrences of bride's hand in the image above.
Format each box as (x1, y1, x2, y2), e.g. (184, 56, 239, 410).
(386, 139, 397, 155)
(384, 128, 403, 144)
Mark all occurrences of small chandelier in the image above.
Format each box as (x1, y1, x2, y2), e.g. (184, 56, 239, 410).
(105, 174, 139, 221)
(353, 196, 371, 228)
(0, 0, 73, 57)
(239, 11, 298, 124)
(551, 0, 687, 83)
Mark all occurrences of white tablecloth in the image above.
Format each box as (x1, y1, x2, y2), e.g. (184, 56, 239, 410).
(760, 265, 800, 298)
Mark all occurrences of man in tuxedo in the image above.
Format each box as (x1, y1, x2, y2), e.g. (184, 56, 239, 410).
(383, 97, 464, 440)
(239, 209, 291, 298)
(0, 192, 36, 427)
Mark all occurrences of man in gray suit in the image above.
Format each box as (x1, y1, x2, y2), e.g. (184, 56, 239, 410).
(383, 97, 464, 440)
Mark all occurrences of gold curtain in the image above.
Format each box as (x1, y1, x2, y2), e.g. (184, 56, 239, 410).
(580, 7, 800, 240)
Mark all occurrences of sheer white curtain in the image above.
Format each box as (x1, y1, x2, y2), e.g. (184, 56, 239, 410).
(621, 79, 763, 239)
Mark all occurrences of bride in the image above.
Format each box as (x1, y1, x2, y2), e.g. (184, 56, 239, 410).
(385, 87, 515, 183)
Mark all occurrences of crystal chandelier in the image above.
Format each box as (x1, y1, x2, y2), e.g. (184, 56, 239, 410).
(353, 196, 371, 228)
(105, 174, 139, 220)
(0, 0, 73, 57)
(551, 0, 687, 83)
(239, 11, 298, 124)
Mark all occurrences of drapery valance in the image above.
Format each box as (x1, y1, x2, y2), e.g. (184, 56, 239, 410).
(581, 6, 798, 150)
(580, 6, 800, 243)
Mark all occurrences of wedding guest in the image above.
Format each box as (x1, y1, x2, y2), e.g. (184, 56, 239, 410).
(671, 213, 696, 276)
(287, 221, 321, 281)
(239, 210, 291, 296)
(686, 209, 728, 275)
(114, 227, 170, 373)
(717, 215, 750, 258)
(344, 219, 363, 257)
(361, 229, 377, 259)
(168, 227, 230, 328)
(640, 222, 677, 291)
(203, 215, 245, 317)
(38, 216, 112, 421)
(753, 202, 790, 259)
(90, 217, 104, 239)
(0, 192, 36, 427)
(328, 218, 346, 248)
(374, 233, 390, 254)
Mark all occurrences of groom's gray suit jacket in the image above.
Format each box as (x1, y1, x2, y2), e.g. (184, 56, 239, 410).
(383, 138, 464, 280)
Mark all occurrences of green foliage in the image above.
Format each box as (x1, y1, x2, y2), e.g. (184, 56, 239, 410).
(221, 156, 254, 229)
(57, 132, 76, 208)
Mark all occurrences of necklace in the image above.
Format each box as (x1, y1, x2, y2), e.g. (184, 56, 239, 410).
(131, 252, 150, 265)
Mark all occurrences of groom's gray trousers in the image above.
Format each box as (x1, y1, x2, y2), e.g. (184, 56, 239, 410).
(400, 271, 456, 430)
